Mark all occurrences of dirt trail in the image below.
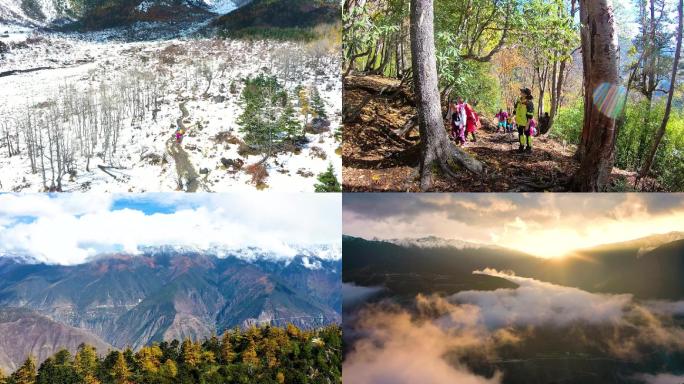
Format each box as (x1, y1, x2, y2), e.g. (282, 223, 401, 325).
(167, 101, 200, 192)
(342, 75, 646, 192)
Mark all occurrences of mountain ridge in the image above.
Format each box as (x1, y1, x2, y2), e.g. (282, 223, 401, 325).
(343, 234, 684, 300)
(0, 248, 341, 365)
(0, 307, 113, 372)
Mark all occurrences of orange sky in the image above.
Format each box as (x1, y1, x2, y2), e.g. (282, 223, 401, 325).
(343, 193, 684, 258)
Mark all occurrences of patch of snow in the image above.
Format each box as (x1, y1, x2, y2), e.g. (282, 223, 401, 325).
(301, 256, 322, 270)
(204, 0, 237, 14)
(136, 0, 154, 12)
(386, 236, 487, 250)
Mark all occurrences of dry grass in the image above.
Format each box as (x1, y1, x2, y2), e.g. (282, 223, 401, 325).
(245, 163, 269, 185)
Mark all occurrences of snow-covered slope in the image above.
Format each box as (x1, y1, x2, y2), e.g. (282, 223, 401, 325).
(203, 0, 238, 14)
(135, 243, 341, 263)
(0, 0, 248, 27)
(0, 29, 342, 192)
(0, 0, 76, 26)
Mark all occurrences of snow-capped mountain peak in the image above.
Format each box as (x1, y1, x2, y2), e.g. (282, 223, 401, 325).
(384, 236, 486, 250)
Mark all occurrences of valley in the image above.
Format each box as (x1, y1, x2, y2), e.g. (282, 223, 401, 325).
(343, 234, 684, 384)
(0, 0, 341, 192)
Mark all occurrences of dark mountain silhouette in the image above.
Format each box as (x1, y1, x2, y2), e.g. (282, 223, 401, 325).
(211, 0, 339, 37)
(343, 233, 684, 299)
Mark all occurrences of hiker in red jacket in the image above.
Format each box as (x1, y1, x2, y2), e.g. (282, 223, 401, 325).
(464, 101, 478, 142)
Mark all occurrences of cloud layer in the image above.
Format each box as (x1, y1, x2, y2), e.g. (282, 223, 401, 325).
(344, 270, 684, 383)
(456, 269, 631, 328)
(342, 283, 384, 310)
(0, 193, 341, 265)
(343, 193, 684, 258)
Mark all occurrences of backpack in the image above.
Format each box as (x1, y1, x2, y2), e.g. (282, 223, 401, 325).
(452, 105, 462, 123)
(528, 119, 537, 136)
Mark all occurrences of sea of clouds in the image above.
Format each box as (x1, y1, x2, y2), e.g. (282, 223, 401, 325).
(343, 269, 684, 384)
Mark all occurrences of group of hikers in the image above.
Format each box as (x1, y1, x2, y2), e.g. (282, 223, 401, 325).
(447, 97, 481, 145)
(447, 87, 550, 153)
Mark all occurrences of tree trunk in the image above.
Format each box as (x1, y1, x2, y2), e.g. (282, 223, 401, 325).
(410, 0, 482, 191)
(638, 0, 683, 181)
(572, 0, 620, 191)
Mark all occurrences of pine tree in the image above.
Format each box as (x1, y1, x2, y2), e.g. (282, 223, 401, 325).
(240, 341, 260, 370)
(37, 350, 80, 384)
(11, 357, 36, 384)
(237, 75, 285, 158)
(159, 359, 177, 379)
(181, 339, 201, 369)
(334, 125, 342, 142)
(138, 345, 163, 374)
(314, 163, 341, 192)
(310, 86, 327, 119)
(278, 98, 302, 141)
(111, 352, 130, 384)
(74, 345, 100, 384)
(220, 332, 236, 364)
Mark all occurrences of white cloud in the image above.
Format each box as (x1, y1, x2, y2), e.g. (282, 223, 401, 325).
(645, 300, 684, 316)
(0, 194, 113, 218)
(635, 373, 684, 384)
(342, 283, 383, 309)
(344, 309, 502, 384)
(454, 269, 631, 328)
(0, 193, 341, 265)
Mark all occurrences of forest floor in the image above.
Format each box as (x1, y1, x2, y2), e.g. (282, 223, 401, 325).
(342, 75, 651, 192)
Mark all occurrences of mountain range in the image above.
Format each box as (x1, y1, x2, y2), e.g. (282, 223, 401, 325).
(211, 0, 339, 37)
(0, 0, 338, 32)
(0, 245, 341, 372)
(343, 232, 684, 300)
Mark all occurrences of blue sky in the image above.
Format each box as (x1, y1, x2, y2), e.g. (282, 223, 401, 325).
(0, 193, 341, 265)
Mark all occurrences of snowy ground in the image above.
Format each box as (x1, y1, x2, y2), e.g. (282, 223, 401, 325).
(0, 24, 342, 192)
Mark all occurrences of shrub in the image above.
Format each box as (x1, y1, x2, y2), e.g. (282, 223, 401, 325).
(245, 163, 268, 186)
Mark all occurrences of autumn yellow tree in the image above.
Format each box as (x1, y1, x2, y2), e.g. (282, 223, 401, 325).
(241, 340, 260, 373)
(181, 339, 201, 368)
(111, 352, 130, 384)
(220, 331, 236, 364)
(75, 344, 100, 384)
(137, 345, 163, 374)
(298, 87, 311, 125)
(159, 359, 178, 379)
(10, 357, 36, 384)
(492, 47, 527, 111)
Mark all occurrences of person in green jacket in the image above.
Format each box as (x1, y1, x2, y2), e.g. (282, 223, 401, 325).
(514, 88, 534, 152)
